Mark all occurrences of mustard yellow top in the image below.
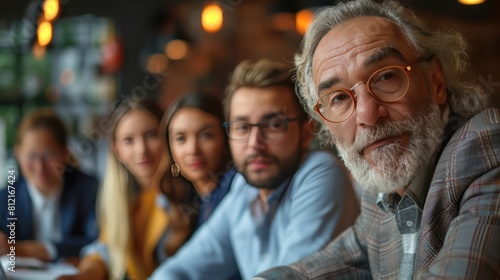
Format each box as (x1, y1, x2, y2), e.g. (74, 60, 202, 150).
(126, 188, 169, 279)
(82, 189, 169, 280)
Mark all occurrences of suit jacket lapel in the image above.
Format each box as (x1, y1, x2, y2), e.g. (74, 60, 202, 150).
(16, 177, 35, 240)
(59, 172, 74, 238)
(416, 111, 465, 272)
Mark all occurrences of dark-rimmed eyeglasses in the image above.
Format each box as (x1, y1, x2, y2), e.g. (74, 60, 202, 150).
(314, 58, 430, 123)
(223, 117, 299, 141)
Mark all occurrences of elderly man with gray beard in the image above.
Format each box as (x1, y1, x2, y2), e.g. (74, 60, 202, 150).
(254, 0, 500, 279)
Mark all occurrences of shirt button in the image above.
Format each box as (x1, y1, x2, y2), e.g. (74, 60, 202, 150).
(406, 220, 413, 227)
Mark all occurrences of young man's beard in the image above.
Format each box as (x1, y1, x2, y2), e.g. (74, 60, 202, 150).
(335, 102, 444, 195)
(238, 149, 302, 190)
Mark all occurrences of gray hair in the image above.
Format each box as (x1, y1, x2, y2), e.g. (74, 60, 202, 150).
(295, 0, 488, 146)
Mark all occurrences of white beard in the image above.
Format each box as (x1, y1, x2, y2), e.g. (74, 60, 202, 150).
(335, 102, 444, 194)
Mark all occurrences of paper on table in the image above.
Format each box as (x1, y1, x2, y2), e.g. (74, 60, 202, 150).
(0, 255, 78, 280)
(0, 256, 47, 270)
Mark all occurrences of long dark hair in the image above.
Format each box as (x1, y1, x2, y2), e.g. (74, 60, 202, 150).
(159, 92, 231, 203)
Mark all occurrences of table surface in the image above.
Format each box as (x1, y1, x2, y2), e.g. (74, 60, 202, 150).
(0, 255, 78, 280)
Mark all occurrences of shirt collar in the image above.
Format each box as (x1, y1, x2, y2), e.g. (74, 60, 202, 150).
(376, 150, 437, 214)
(377, 106, 460, 213)
(26, 181, 63, 211)
(247, 176, 291, 205)
(248, 176, 293, 225)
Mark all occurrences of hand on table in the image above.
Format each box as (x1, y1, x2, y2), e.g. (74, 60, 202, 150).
(58, 254, 108, 280)
(57, 273, 94, 280)
(0, 231, 8, 255)
(15, 240, 51, 261)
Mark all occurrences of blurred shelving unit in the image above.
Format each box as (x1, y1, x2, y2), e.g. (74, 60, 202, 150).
(0, 3, 122, 182)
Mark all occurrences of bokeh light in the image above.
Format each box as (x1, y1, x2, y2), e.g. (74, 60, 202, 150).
(202, 3, 223, 33)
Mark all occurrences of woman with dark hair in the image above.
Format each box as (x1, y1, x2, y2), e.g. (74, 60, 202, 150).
(160, 92, 236, 227)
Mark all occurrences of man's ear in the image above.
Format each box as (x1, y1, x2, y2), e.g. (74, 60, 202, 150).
(300, 118, 316, 150)
(429, 58, 447, 106)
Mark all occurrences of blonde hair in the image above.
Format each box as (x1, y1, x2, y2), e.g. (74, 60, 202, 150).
(99, 152, 130, 279)
(98, 97, 163, 279)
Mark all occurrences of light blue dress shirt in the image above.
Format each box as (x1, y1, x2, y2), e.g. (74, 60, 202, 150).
(150, 150, 353, 280)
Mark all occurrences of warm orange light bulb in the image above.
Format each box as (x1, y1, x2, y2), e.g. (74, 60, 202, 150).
(296, 9, 314, 35)
(146, 53, 168, 73)
(202, 3, 223, 33)
(165, 40, 189, 60)
(37, 21, 53, 47)
(43, 0, 59, 21)
(458, 0, 485, 5)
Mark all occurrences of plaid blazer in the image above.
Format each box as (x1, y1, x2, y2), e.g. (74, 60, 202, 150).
(254, 108, 500, 280)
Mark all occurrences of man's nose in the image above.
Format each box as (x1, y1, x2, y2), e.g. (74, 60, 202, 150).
(247, 126, 265, 151)
(353, 85, 388, 127)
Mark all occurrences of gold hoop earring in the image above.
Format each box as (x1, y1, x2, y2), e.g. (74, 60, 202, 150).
(171, 162, 180, 177)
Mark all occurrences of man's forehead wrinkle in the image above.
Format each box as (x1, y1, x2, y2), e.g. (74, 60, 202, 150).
(313, 17, 409, 89)
(317, 77, 340, 94)
(364, 46, 406, 66)
(315, 28, 394, 71)
(313, 21, 359, 77)
(314, 37, 360, 83)
(315, 40, 383, 81)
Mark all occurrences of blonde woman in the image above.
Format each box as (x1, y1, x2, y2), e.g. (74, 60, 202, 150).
(60, 97, 196, 280)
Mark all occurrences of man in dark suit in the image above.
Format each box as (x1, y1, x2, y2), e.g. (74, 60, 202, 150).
(0, 109, 98, 261)
(255, 0, 500, 279)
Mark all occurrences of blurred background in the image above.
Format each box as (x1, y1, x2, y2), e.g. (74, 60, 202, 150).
(1, 0, 499, 182)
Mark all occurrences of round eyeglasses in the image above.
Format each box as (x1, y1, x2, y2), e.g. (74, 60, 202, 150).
(314, 64, 416, 123)
(223, 117, 299, 141)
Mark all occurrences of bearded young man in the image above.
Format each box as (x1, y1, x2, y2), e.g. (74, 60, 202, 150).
(150, 59, 359, 280)
(255, 0, 500, 279)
